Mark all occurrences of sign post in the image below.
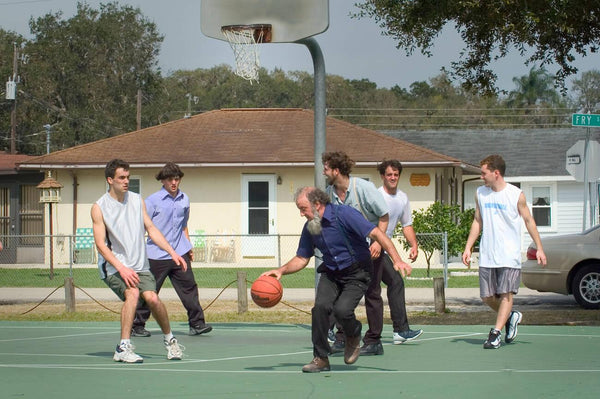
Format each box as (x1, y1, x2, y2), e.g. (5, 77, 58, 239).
(570, 114, 600, 230)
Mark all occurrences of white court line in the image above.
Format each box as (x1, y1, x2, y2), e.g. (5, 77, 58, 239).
(0, 363, 599, 375)
(0, 330, 117, 342)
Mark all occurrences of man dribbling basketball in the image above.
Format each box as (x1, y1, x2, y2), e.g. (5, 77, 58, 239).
(261, 187, 411, 372)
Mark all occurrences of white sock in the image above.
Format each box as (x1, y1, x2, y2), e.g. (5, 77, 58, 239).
(164, 332, 174, 342)
(120, 339, 130, 346)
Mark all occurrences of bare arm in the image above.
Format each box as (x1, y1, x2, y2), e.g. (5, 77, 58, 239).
(402, 225, 419, 262)
(518, 192, 547, 266)
(142, 199, 187, 271)
(370, 213, 389, 259)
(91, 203, 140, 288)
(183, 226, 193, 261)
(369, 226, 412, 277)
(261, 256, 310, 280)
(462, 200, 482, 267)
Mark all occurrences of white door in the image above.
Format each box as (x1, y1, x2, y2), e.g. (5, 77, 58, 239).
(241, 175, 277, 257)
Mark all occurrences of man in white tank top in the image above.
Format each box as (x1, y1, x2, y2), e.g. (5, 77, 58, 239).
(462, 155, 546, 349)
(92, 159, 187, 363)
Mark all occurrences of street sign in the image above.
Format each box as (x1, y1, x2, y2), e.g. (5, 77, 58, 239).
(566, 140, 600, 182)
(572, 113, 600, 127)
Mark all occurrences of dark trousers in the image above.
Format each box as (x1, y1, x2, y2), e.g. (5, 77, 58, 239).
(313, 261, 371, 358)
(363, 253, 409, 344)
(333, 253, 410, 344)
(133, 252, 207, 328)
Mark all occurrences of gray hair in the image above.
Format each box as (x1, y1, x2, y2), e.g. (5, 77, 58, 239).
(294, 187, 331, 205)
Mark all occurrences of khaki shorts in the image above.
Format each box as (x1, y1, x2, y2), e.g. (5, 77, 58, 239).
(479, 267, 521, 298)
(103, 272, 157, 301)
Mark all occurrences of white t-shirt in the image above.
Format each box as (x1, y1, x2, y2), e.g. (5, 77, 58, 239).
(378, 186, 412, 238)
(477, 183, 523, 268)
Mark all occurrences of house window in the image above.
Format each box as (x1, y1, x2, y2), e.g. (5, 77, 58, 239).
(532, 186, 551, 227)
(129, 176, 141, 194)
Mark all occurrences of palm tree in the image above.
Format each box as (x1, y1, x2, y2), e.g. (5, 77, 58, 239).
(507, 67, 561, 107)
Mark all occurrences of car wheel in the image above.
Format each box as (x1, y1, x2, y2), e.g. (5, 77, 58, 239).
(571, 264, 600, 309)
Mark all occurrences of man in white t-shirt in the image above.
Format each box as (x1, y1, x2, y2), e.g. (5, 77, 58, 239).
(462, 154, 547, 349)
(367, 159, 422, 352)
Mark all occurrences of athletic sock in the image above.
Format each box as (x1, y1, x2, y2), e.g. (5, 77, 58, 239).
(164, 332, 174, 342)
(120, 339, 131, 346)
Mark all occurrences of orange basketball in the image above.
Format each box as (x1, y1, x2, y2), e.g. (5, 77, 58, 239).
(251, 275, 283, 308)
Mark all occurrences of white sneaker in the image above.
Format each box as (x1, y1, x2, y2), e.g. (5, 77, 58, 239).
(505, 311, 523, 343)
(165, 337, 184, 360)
(113, 342, 143, 363)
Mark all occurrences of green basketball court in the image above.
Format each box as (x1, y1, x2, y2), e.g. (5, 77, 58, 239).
(1, 321, 598, 398)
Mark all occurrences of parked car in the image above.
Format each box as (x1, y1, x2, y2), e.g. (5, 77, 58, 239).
(522, 224, 600, 309)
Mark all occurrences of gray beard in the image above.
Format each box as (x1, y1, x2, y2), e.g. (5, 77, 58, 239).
(307, 209, 322, 235)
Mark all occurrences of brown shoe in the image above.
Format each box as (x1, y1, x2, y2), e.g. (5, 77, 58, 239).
(344, 335, 361, 364)
(302, 357, 330, 373)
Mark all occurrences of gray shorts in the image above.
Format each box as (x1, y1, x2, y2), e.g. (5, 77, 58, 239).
(103, 271, 157, 301)
(479, 267, 521, 298)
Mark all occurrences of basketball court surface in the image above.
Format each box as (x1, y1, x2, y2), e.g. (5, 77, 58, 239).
(1, 321, 598, 398)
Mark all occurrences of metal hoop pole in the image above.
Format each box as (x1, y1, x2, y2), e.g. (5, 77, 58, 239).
(297, 37, 326, 191)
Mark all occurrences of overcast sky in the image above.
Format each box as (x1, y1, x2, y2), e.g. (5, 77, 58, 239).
(1, 0, 599, 93)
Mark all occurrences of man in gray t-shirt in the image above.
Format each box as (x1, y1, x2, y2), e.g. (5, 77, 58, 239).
(322, 151, 411, 356)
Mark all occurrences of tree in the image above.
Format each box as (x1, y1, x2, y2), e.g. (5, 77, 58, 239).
(398, 202, 474, 276)
(16, 2, 164, 153)
(572, 70, 600, 113)
(353, 1, 600, 95)
(506, 67, 561, 107)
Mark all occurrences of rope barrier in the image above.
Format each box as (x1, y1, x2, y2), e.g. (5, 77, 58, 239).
(17, 278, 312, 316)
(20, 285, 64, 315)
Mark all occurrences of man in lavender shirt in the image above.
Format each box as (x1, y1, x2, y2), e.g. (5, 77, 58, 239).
(132, 162, 212, 337)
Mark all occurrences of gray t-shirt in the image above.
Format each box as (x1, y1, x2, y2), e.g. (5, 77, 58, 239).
(326, 176, 389, 224)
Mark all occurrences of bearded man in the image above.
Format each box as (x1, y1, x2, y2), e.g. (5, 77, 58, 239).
(261, 187, 411, 373)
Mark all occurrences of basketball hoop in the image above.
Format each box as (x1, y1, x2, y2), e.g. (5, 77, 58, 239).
(221, 24, 272, 83)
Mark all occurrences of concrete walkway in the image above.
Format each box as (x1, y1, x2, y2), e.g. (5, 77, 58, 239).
(0, 286, 579, 311)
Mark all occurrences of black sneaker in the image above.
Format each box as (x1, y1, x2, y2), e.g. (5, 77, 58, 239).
(483, 328, 501, 349)
(131, 325, 151, 337)
(329, 339, 345, 355)
(359, 342, 384, 356)
(189, 324, 213, 336)
(505, 311, 522, 343)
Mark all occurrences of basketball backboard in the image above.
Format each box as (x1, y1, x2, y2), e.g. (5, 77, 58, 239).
(201, 0, 329, 43)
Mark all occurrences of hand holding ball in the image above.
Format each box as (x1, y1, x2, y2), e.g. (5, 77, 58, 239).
(251, 275, 283, 308)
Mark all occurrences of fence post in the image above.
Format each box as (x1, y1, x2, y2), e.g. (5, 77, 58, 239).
(433, 277, 445, 314)
(64, 277, 76, 312)
(442, 231, 448, 288)
(237, 271, 248, 314)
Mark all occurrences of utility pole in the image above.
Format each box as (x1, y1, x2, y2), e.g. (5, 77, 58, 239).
(136, 89, 142, 130)
(10, 42, 18, 154)
(44, 124, 51, 154)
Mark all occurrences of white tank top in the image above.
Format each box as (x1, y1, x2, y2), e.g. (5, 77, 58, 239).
(477, 183, 522, 268)
(96, 191, 149, 278)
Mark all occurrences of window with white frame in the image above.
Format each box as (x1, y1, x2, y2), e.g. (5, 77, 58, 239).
(129, 176, 141, 194)
(531, 186, 551, 227)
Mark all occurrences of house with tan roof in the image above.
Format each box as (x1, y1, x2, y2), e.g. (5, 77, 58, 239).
(18, 108, 478, 264)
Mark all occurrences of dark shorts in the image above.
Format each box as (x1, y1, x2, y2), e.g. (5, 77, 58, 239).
(479, 267, 521, 298)
(103, 271, 156, 301)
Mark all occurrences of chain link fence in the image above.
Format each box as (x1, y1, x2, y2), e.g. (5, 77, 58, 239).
(0, 232, 452, 308)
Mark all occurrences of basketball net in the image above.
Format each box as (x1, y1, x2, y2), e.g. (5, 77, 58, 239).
(221, 26, 267, 84)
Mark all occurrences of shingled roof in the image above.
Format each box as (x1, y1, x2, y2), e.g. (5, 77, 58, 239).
(0, 152, 38, 175)
(18, 108, 477, 171)
(383, 128, 600, 177)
